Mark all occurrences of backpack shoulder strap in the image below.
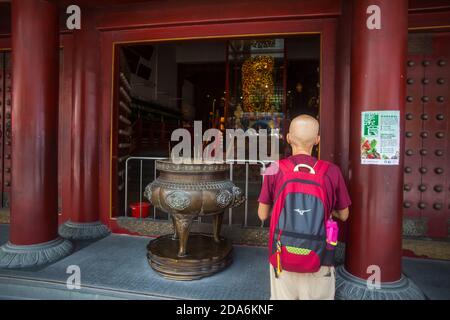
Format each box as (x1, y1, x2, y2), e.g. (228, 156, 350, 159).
(313, 160, 330, 176)
(278, 158, 295, 175)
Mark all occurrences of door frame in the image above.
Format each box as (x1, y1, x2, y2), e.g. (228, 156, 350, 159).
(98, 18, 338, 232)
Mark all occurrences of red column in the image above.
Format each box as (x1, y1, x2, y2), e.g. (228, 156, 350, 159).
(0, 0, 73, 268)
(335, 0, 423, 299)
(58, 10, 110, 240)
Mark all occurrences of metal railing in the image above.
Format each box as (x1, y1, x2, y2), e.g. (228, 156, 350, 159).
(226, 160, 273, 227)
(123, 157, 275, 227)
(124, 156, 168, 219)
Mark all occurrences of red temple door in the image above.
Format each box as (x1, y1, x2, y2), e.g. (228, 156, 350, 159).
(403, 32, 450, 238)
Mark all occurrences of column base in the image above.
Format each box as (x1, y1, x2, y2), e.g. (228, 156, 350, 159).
(335, 265, 425, 300)
(0, 238, 73, 269)
(58, 220, 110, 240)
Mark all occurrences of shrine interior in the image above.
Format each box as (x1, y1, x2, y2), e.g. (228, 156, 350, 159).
(113, 36, 321, 224)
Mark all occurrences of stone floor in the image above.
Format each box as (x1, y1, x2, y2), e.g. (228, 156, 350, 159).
(402, 257, 450, 300)
(2, 207, 449, 259)
(0, 224, 270, 300)
(0, 223, 449, 300)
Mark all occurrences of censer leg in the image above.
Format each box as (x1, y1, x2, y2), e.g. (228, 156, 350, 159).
(171, 215, 179, 240)
(173, 214, 193, 257)
(213, 212, 224, 243)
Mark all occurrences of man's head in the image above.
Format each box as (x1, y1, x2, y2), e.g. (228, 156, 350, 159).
(286, 114, 320, 155)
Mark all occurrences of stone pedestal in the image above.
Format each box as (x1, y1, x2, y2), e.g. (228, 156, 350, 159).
(336, 266, 425, 300)
(147, 233, 233, 280)
(58, 220, 110, 241)
(0, 238, 73, 269)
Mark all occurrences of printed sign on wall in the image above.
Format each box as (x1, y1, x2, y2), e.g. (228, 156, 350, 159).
(361, 111, 400, 165)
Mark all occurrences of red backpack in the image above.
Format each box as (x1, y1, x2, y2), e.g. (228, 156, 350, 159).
(268, 158, 335, 277)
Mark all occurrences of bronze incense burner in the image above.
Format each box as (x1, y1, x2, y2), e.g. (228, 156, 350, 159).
(144, 160, 245, 280)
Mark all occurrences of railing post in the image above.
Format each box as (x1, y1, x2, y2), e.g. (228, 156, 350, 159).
(139, 159, 143, 218)
(259, 161, 268, 228)
(122, 157, 167, 220)
(124, 158, 129, 216)
(244, 162, 249, 227)
(228, 162, 233, 226)
(154, 162, 157, 220)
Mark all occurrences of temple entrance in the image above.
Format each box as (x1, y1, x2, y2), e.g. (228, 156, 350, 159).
(111, 35, 321, 239)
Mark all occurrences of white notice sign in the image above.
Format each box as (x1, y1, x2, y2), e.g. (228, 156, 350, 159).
(361, 110, 400, 165)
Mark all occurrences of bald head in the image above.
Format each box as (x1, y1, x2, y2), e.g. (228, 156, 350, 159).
(287, 115, 320, 152)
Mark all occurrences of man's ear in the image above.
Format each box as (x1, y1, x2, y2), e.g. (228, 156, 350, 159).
(315, 135, 321, 146)
(286, 133, 291, 145)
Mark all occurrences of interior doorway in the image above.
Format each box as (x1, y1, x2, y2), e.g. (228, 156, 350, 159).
(111, 35, 321, 227)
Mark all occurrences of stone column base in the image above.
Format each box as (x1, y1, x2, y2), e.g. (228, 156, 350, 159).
(335, 265, 425, 300)
(0, 238, 73, 269)
(58, 220, 110, 240)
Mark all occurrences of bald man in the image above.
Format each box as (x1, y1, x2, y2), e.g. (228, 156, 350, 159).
(258, 114, 351, 300)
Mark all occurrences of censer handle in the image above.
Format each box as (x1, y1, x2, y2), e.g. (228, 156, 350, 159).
(144, 184, 153, 203)
(231, 186, 246, 208)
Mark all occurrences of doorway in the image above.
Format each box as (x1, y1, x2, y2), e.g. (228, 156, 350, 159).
(111, 35, 322, 229)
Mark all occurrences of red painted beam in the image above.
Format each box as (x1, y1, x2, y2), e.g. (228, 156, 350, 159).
(409, 10, 450, 29)
(95, 0, 341, 31)
(50, 0, 154, 8)
(409, 0, 450, 12)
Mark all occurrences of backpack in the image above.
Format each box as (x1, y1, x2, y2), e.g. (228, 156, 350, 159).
(268, 158, 336, 277)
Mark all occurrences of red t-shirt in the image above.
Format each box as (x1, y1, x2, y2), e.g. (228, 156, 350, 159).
(258, 154, 351, 212)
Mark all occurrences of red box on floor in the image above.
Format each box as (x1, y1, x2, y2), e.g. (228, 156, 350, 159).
(129, 202, 151, 218)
